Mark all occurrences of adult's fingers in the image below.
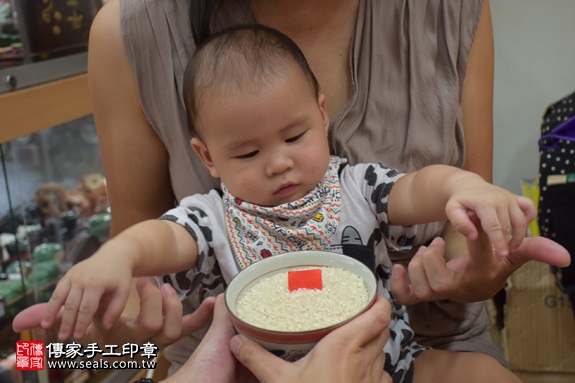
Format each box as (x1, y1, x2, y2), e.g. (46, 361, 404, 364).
(405, 247, 433, 301)
(149, 284, 184, 344)
(389, 264, 414, 305)
(206, 295, 230, 331)
(312, 293, 391, 383)
(507, 236, 570, 268)
(456, 222, 493, 270)
(415, 237, 461, 299)
(408, 239, 455, 301)
(180, 295, 216, 337)
(230, 334, 290, 382)
(327, 293, 391, 347)
(134, 278, 164, 335)
(141, 281, 217, 346)
(13, 303, 50, 332)
(101, 284, 131, 331)
(391, 238, 457, 305)
(232, 295, 392, 383)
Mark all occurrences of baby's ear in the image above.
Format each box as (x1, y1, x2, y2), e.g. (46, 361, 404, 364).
(190, 138, 219, 178)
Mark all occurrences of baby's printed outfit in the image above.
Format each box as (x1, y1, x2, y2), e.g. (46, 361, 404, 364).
(159, 156, 426, 382)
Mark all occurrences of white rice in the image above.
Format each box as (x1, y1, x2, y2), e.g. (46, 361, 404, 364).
(235, 266, 369, 332)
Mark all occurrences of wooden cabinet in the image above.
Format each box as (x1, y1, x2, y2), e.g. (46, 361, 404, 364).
(0, 74, 91, 144)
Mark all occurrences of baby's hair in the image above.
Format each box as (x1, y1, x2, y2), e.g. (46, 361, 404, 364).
(183, 24, 320, 137)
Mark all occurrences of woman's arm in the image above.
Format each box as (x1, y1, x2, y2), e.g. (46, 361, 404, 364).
(89, 0, 176, 236)
(442, 0, 494, 260)
(86, 0, 192, 344)
(461, 0, 494, 183)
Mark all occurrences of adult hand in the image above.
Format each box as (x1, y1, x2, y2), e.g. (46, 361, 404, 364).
(13, 278, 211, 348)
(163, 294, 256, 383)
(390, 229, 570, 305)
(231, 293, 392, 383)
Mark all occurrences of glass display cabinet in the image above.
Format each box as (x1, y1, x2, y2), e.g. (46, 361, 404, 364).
(0, 75, 117, 383)
(0, 2, 160, 381)
(0, 75, 160, 383)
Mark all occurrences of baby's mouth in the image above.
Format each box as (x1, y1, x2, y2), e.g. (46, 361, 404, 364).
(274, 183, 298, 197)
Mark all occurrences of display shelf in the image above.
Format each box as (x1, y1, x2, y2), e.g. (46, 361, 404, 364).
(0, 74, 91, 144)
(0, 75, 109, 382)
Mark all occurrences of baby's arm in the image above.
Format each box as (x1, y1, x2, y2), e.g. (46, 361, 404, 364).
(41, 219, 198, 340)
(388, 165, 536, 257)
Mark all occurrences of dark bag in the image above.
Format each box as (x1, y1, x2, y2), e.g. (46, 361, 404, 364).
(538, 90, 575, 316)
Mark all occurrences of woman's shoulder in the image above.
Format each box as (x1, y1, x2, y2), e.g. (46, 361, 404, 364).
(89, 0, 127, 83)
(117, 0, 193, 110)
(120, 0, 190, 22)
(120, 0, 192, 51)
(91, 0, 121, 44)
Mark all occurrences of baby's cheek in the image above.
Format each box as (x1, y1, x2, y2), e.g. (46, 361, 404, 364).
(235, 175, 262, 198)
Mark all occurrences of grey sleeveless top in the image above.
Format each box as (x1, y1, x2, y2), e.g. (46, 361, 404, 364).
(121, 0, 506, 371)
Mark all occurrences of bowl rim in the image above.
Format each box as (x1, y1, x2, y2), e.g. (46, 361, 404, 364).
(224, 250, 377, 336)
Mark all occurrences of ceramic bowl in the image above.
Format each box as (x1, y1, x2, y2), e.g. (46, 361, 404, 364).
(224, 250, 377, 361)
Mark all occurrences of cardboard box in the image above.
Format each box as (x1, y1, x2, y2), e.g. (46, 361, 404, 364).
(503, 261, 575, 373)
(515, 371, 575, 383)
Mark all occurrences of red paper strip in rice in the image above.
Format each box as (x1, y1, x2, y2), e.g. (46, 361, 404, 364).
(288, 269, 322, 291)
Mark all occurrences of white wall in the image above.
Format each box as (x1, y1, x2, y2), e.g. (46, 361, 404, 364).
(491, 0, 575, 193)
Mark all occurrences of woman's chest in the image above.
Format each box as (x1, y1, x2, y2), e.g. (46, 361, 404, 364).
(307, 49, 352, 119)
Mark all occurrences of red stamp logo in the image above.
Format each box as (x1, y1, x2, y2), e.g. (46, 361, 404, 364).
(15, 341, 44, 370)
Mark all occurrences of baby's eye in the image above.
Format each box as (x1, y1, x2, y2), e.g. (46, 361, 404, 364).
(286, 132, 305, 143)
(236, 150, 258, 159)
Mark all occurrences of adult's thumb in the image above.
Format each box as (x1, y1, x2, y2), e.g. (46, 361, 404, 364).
(13, 303, 50, 332)
(230, 335, 285, 381)
(508, 236, 570, 269)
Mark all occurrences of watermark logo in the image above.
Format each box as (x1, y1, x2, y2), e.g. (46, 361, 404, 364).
(16, 341, 45, 371)
(15, 341, 158, 371)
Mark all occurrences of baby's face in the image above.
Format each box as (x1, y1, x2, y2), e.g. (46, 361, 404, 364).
(192, 72, 331, 207)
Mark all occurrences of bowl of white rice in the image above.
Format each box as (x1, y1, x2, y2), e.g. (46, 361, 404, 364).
(225, 250, 377, 361)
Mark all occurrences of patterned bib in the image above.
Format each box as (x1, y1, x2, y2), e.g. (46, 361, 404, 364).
(224, 156, 344, 269)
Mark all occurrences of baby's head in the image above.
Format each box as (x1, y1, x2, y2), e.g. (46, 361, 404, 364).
(184, 25, 332, 207)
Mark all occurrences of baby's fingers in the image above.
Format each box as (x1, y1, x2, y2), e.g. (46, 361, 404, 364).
(56, 286, 84, 340)
(478, 207, 510, 257)
(73, 288, 105, 339)
(445, 204, 478, 240)
(518, 196, 537, 223)
(508, 203, 528, 251)
(101, 287, 130, 331)
(41, 280, 71, 329)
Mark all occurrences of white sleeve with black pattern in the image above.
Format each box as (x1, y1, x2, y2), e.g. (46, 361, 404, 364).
(157, 190, 228, 302)
(344, 162, 417, 252)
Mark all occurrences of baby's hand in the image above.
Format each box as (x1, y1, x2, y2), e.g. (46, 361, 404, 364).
(445, 183, 536, 257)
(41, 253, 132, 340)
